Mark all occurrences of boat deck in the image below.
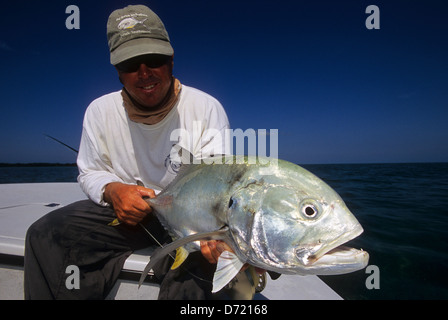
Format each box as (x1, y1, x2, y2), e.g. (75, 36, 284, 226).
(0, 183, 341, 300)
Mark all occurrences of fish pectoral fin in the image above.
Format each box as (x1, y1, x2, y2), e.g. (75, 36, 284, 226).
(171, 246, 189, 270)
(212, 251, 245, 293)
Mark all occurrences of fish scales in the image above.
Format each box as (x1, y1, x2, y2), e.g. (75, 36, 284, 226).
(149, 157, 251, 246)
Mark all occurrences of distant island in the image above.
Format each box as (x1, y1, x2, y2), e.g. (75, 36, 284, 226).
(0, 163, 77, 167)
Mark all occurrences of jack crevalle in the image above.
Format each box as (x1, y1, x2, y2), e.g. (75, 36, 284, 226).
(137, 155, 369, 293)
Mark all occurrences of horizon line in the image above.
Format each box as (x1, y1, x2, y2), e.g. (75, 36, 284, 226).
(1, 160, 447, 167)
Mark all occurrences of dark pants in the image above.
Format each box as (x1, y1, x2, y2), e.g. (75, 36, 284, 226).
(24, 200, 216, 300)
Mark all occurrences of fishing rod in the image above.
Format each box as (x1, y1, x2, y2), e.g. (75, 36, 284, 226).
(44, 134, 79, 153)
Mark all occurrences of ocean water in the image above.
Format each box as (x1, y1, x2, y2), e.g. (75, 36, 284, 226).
(303, 162, 448, 300)
(1, 163, 447, 299)
(0, 165, 79, 184)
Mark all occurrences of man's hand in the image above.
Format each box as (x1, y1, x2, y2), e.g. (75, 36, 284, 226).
(103, 182, 155, 226)
(200, 240, 232, 264)
(201, 240, 266, 275)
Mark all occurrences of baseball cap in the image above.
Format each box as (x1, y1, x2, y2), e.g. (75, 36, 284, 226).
(107, 5, 174, 65)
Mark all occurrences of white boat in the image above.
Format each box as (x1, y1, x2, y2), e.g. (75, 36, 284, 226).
(0, 182, 342, 300)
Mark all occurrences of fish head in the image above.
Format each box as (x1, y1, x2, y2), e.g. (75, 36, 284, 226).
(227, 159, 369, 275)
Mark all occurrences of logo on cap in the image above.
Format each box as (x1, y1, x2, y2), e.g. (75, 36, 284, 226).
(118, 17, 149, 30)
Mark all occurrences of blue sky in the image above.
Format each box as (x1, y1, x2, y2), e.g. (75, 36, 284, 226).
(0, 0, 447, 164)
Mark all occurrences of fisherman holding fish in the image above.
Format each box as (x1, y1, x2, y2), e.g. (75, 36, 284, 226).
(24, 4, 248, 300)
(25, 4, 369, 300)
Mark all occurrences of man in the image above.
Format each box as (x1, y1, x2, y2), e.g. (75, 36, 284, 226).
(24, 4, 233, 299)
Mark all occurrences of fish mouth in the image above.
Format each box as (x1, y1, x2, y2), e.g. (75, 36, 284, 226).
(294, 227, 369, 274)
(296, 245, 369, 273)
(311, 246, 369, 272)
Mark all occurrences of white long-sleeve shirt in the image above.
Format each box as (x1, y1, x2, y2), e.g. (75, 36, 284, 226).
(77, 85, 230, 205)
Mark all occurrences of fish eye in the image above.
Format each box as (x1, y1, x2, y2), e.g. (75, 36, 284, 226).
(303, 205, 317, 217)
(300, 200, 321, 220)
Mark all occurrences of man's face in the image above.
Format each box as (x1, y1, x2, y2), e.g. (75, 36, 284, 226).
(116, 54, 174, 109)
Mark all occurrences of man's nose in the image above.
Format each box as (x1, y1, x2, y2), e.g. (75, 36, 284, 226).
(137, 63, 152, 78)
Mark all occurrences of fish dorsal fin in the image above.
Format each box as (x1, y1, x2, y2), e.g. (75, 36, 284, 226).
(155, 146, 231, 200)
(212, 251, 246, 293)
(153, 146, 200, 197)
(168, 145, 195, 166)
(138, 227, 229, 287)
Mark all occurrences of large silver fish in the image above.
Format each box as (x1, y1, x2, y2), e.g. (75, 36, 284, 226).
(138, 155, 369, 292)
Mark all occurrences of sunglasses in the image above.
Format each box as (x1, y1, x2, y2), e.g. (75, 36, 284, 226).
(116, 54, 171, 73)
